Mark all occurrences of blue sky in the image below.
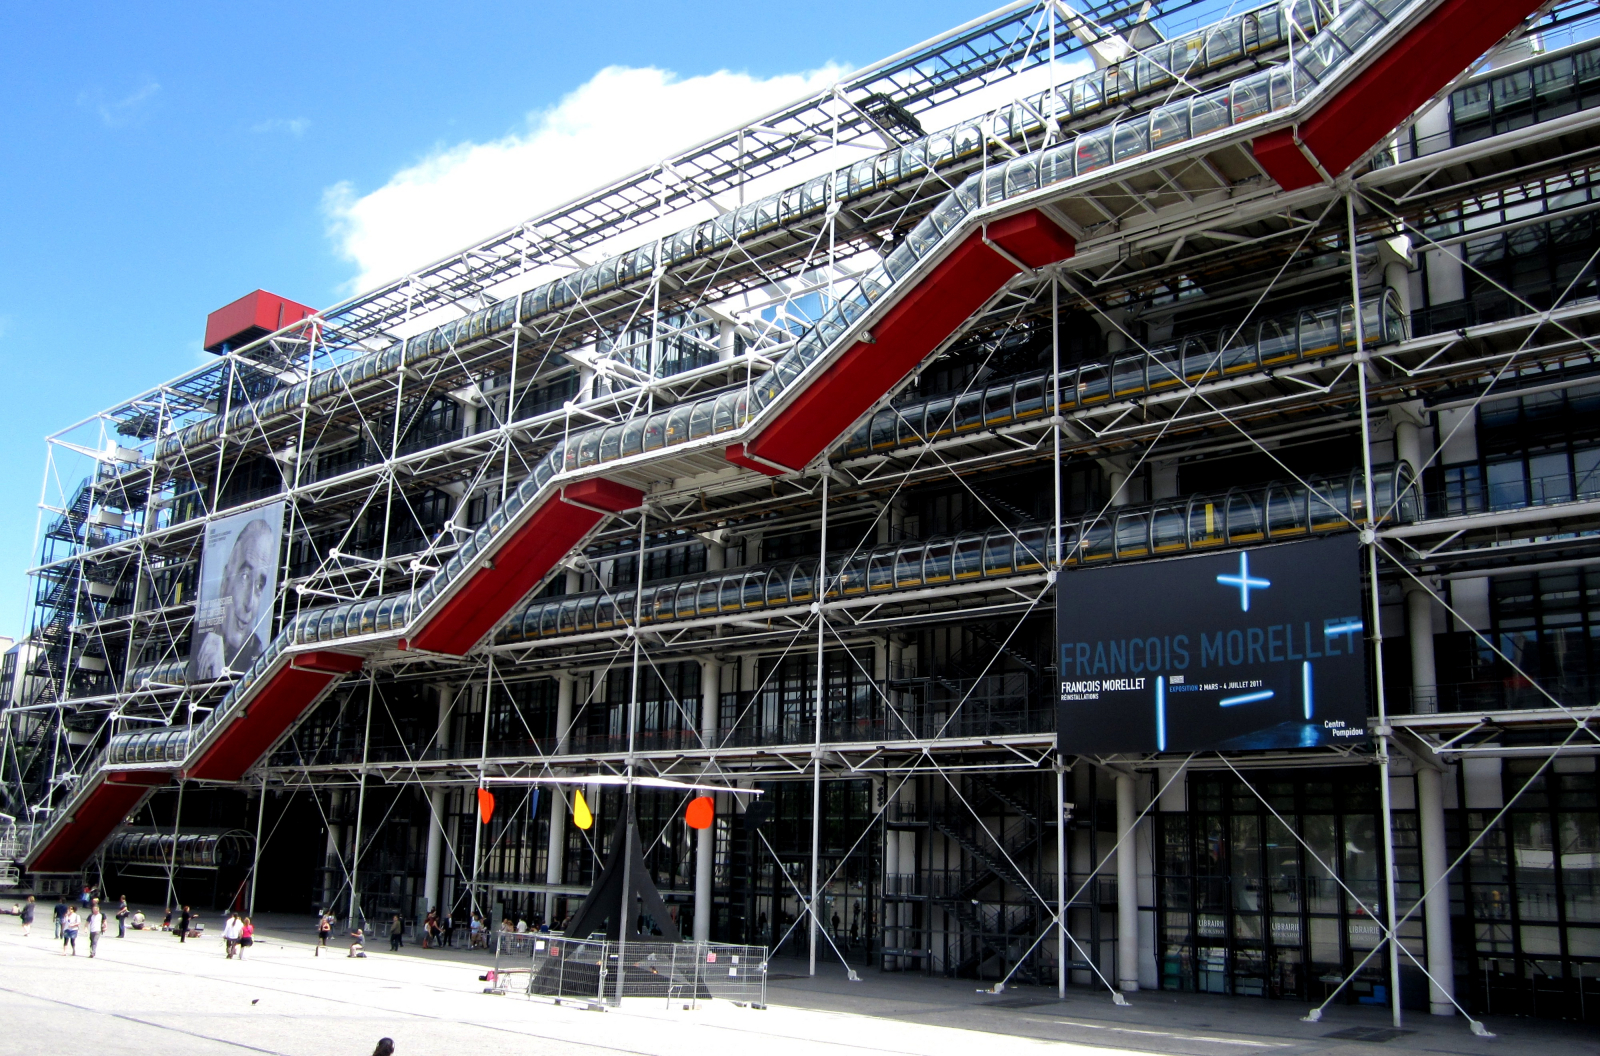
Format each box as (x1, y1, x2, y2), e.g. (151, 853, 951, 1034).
(0, 0, 1030, 641)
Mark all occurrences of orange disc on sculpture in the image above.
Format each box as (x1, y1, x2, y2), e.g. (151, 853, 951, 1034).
(476, 787, 495, 824)
(685, 796, 714, 830)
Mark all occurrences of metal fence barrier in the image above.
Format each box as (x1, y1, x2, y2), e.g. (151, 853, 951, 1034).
(490, 933, 767, 1008)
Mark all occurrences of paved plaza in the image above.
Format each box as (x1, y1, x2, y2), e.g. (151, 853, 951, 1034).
(0, 914, 1590, 1056)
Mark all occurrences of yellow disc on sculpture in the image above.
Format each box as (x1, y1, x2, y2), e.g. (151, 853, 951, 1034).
(573, 789, 594, 830)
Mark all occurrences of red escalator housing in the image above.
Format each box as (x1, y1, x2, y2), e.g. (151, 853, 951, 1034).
(728, 210, 1074, 476)
(1254, 0, 1546, 190)
(27, 770, 171, 873)
(408, 477, 644, 656)
(184, 650, 364, 782)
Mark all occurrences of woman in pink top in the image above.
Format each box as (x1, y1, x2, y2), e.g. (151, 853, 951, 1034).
(239, 918, 254, 959)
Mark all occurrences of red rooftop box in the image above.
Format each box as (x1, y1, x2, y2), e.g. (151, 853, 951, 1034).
(203, 290, 317, 353)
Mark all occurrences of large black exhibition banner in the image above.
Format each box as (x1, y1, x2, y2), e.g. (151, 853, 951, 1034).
(1056, 534, 1368, 753)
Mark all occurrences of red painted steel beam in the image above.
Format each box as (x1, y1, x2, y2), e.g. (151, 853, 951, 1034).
(184, 650, 363, 782)
(1254, 0, 1546, 190)
(27, 777, 167, 873)
(408, 477, 643, 655)
(728, 210, 1074, 476)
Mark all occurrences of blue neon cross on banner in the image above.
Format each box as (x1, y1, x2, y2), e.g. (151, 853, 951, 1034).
(1216, 551, 1271, 612)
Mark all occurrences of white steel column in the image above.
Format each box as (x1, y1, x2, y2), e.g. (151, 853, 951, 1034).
(1406, 581, 1438, 714)
(883, 791, 899, 971)
(809, 472, 830, 976)
(322, 789, 343, 911)
(1056, 765, 1067, 999)
(164, 779, 184, 914)
(471, 672, 492, 924)
(348, 679, 376, 930)
(1381, 236, 1414, 320)
(695, 657, 721, 943)
(555, 672, 576, 754)
(423, 688, 452, 914)
(547, 673, 576, 910)
(1115, 771, 1139, 992)
(1352, 193, 1405, 1030)
(1416, 766, 1456, 1015)
(423, 787, 446, 916)
(248, 775, 267, 916)
(1406, 582, 1455, 1014)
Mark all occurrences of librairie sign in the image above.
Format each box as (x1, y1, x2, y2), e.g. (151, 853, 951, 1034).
(1056, 534, 1369, 753)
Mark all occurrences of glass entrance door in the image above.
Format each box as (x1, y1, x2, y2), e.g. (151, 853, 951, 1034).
(1157, 769, 1397, 1004)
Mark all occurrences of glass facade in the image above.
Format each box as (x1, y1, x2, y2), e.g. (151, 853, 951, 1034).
(1157, 770, 1423, 1007)
(1457, 760, 1600, 1021)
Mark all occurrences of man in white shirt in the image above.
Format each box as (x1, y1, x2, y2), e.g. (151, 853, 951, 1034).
(86, 902, 104, 958)
(223, 912, 244, 959)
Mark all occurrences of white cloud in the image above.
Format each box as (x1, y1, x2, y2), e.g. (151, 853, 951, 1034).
(325, 63, 848, 296)
(253, 117, 311, 136)
(79, 78, 160, 128)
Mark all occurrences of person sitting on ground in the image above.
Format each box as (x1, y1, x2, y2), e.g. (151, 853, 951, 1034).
(349, 925, 367, 958)
(160, 907, 172, 931)
(131, 910, 146, 930)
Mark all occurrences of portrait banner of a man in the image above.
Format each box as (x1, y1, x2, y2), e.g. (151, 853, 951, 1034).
(189, 501, 286, 682)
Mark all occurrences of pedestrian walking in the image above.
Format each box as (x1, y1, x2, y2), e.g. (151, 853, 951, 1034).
(239, 917, 254, 958)
(176, 905, 192, 943)
(79, 885, 91, 912)
(317, 910, 332, 955)
(224, 912, 244, 958)
(20, 896, 34, 937)
(441, 910, 453, 948)
(53, 895, 68, 939)
(87, 902, 103, 957)
(62, 907, 80, 955)
(116, 896, 130, 938)
(389, 914, 403, 952)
